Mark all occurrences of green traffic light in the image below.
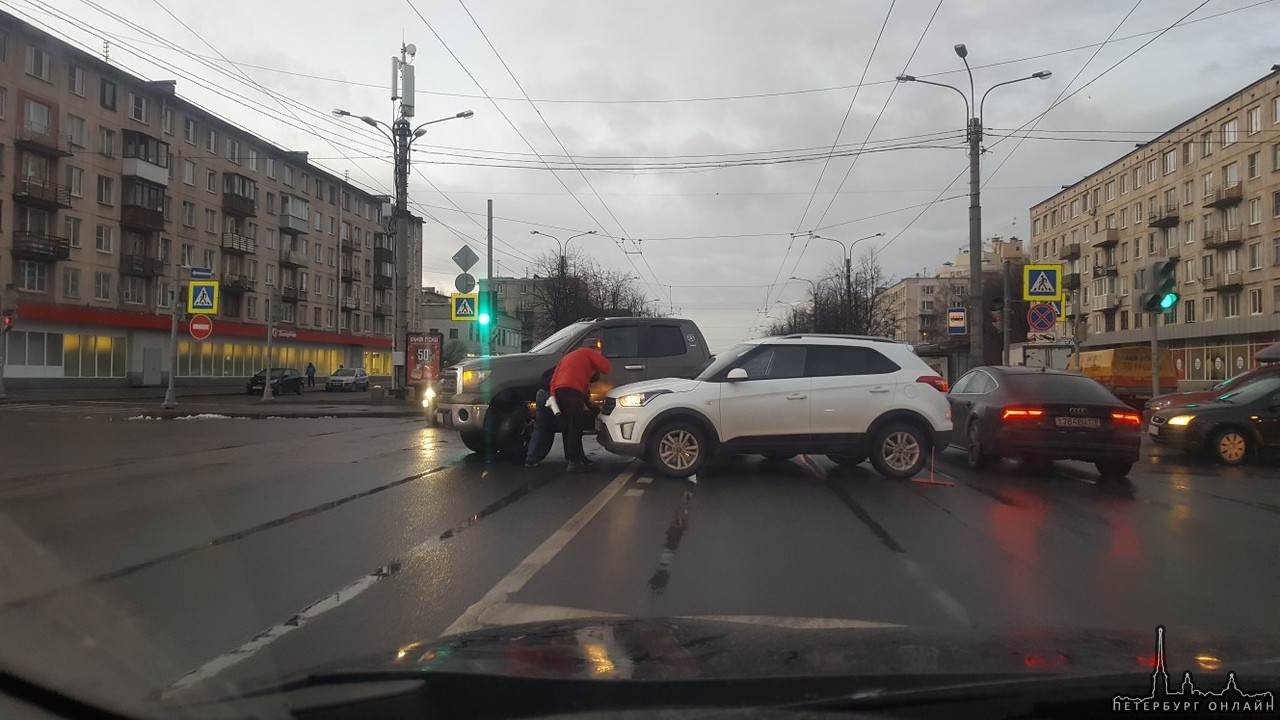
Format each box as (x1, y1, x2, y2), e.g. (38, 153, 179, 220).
(478, 312, 491, 325)
(1159, 293, 1178, 310)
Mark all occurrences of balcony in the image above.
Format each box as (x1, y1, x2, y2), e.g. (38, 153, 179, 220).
(16, 121, 72, 157)
(1091, 293, 1122, 312)
(341, 237, 360, 252)
(279, 213, 309, 235)
(1203, 226, 1243, 250)
(119, 253, 165, 277)
(120, 204, 166, 232)
(13, 178, 72, 209)
(1093, 260, 1119, 277)
(373, 303, 392, 317)
(1060, 243, 1081, 260)
(917, 306, 937, 316)
(221, 273, 255, 293)
(121, 156, 169, 186)
(340, 266, 361, 282)
(223, 192, 257, 218)
(1202, 183, 1243, 208)
(280, 285, 301, 303)
(373, 273, 393, 290)
(1093, 227, 1120, 248)
(221, 232, 256, 255)
(1063, 272, 1081, 290)
(341, 295, 359, 310)
(1147, 206, 1180, 228)
(10, 231, 71, 262)
(1204, 271, 1243, 292)
(279, 248, 307, 268)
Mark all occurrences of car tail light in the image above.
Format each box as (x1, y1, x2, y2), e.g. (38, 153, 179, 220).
(1002, 407, 1044, 421)
(1111, 411, 1142, 426)
(917, 375, 948, 392)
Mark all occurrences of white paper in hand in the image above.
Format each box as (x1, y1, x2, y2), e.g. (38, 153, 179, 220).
(547, 396, 561, 415)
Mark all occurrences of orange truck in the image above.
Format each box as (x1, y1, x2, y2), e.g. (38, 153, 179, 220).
(1067, 347, 1177, 410)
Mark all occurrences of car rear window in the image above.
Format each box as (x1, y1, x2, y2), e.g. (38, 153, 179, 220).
(1004, 374, 1118, 403)
(645, 325, 687, 357)
(806, 345, 900, 377)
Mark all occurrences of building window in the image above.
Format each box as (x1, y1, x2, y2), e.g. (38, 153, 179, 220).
(247, 147, 257, 171)
(206, 169, 217, 193)
(162, 107, 173, 135)
(183, 118, 197, 144)
(96, 175, 114, 205)
(283, 165, 295, 187)
(1162, 149, 1176, 175)
(180, 243, 193, 267)
(18, 260, 48, 292)
(66, 115, 85, 147)
(247, 296, 258, 320)
(1202, 172, 1213, 198)
(1182, 141, 1193, 166)
(65, 216, 81, 247)
(1104, 180, 1116, 201)
(1250, 198, 1262, 225)
(95, 224, 113, 253)
(1250, 241, 1263, 269)
(205, 128, 216, 153)
(181, 201, 196, 228)
(68, 65, 85, 95)
(1200, 131, 1213, 158)
(183, 160, 195, 185)
(121, 276, 145, 305)
(1248, 151, 1260, 179)
(1202, 295, 1215, 321)
(1146, 159, 1158, 183)
(63, 267, 80, 298)
(266, 264, 276, 286)
(66, 166, 83, 197)
(1183, 299, 1195, 323)
(128, 93, 148, 123)
(204, 208, 216, 233)
(266, 158, 276, 179)
(1248, 106, 1261, 135)
(94, 272, 112, 301)
(203, 248, 216, 268)
(100, 79, 117, 110)
(1221, 118, 1238, 147)
(25, 44, 51, 81)
(226, 138, 240, 164)
(1250, 288, 1263, 315)
(99, 128, 115, 157)
(1223, 292, 1241, 318)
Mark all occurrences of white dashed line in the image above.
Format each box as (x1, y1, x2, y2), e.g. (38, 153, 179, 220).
(624, 488, 645, 497)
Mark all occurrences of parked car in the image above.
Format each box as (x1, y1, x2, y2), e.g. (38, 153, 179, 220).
(597, 334, 952, 479)
(246, 368, 305, 395)
(1148, 375, 1280, 464)
(326, 367, 370, 392)
(1144, 363, 1280, 421)
(947, 366, 1143, 478)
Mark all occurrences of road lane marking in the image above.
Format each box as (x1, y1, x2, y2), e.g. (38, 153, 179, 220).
(636, 477, 653, 484)
(624, 488, 645, 497)
(441, 465, 637, 637)
(161, 564, 399, 697)
(902, 559, 971, 624)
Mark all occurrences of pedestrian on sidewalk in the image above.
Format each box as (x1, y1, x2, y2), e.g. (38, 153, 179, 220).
(550, 338, 611, 473)
(525, 367, 557, 468)
(305, 362, 316, 388)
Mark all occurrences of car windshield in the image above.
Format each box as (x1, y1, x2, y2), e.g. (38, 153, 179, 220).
(694, 343, 756, 380)
(7, 4, 1280, 719)
(1215, 375, 1280, 404)
(527, 322, 591, 354)
(1003, 373, 1119, 403)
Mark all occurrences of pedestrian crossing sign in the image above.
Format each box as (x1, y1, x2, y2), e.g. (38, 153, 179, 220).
(451, 293, 479, 321)
(187, 280, 219, 315)
(1023, 264, 1063, 302)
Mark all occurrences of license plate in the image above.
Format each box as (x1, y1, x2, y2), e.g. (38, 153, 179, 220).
(1055, 416, 1100, 429)
(1148, 424, 1160, 437)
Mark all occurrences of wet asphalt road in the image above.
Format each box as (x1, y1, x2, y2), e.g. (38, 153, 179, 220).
(0, 405, 1276, 715)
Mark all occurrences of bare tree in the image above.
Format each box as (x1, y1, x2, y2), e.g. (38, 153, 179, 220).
(526, 249, 654, 339)
(442, 338, 473, 367)
(775, 251, 899, 337)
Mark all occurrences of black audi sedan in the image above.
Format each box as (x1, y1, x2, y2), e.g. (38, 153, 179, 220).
(246, 367, 305, 395)
(947, 366, 1143, 478)
(1148, 374, 1280, 465)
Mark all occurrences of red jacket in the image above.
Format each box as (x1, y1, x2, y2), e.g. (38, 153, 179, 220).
(551, 348, 612, 395)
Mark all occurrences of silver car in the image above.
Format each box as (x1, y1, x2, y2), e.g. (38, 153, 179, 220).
(325, 368, 370, 392)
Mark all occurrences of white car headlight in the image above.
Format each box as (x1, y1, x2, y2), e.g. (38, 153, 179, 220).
(1167, 414, 1195, 426)
(617, 390, 671, 408)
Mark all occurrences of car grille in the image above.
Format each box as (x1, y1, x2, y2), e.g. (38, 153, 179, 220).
(440, 370, 459, 396)
(602, 397, 616, 416)
(1149, 415, 1169, 426)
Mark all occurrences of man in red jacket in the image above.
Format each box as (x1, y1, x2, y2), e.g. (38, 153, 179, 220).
(550, 338, 612, 472)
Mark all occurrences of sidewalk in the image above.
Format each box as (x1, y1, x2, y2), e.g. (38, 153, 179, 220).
(0, 385, 427, 419)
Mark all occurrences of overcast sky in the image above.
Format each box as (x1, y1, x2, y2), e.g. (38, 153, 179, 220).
(15, 0, 1280, 352)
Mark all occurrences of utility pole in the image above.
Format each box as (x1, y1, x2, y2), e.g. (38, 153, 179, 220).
(263, 290, 277, 401)
(1150, 312, 1160, 399)
(843, 256, 853, 334)
(0, 286, 11, 401)
(162, 285, 182, 409)
(485, 198, 494, 358)
(1002, 258, 1011, 365)
(967, 115, 983, 370)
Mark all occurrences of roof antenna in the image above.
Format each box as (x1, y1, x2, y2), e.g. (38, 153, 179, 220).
(102, 40, 110, 62)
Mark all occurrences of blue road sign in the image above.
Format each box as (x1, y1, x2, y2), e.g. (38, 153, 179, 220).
(190, 267, 213, 279)
(947, 307, 967, 335)
(1024, 264, 1063, 302)
(1028, 303, 1058, 332)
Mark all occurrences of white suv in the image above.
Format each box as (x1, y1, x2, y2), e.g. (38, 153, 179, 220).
(596, 335, 952, 479)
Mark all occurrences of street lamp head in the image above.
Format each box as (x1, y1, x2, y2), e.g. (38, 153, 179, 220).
(953, 43, 968, 59)
(874, 232, 885, 237)
(456, 110, 475, 119)
(895, 74, 915, 83)
(333, 108, 351, 117)
(413, 128, 428, 138)
(359, 116, 379, 128)
(1033, 70, 1052, 79)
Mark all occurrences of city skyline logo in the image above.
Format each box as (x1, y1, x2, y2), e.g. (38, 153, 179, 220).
(1112, 626, 1275, 714)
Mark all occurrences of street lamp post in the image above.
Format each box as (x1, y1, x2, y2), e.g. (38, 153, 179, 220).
(335, 65, 473, 397)
(788, 276, 829, 332)
(898, 46, 1050, 369)
(530, 230, 597, 277)
(804, 232, 883, 333)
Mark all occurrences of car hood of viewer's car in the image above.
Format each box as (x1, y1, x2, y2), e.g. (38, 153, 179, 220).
(214, 618, 1279, 701)
(608, 377, 703, 397)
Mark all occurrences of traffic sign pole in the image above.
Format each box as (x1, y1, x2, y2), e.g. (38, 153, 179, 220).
(162, 285, 182, 410)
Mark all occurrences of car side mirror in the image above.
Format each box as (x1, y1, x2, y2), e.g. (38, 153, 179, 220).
(726, 368, 748, 381)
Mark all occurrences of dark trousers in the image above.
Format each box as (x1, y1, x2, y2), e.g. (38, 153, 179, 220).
(554, 388, 589, 463)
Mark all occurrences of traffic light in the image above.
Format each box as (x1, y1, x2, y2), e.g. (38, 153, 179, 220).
(2, 311, 13, 333)
(1135, 256, 1180, 313)
(476, 291, 494, 327)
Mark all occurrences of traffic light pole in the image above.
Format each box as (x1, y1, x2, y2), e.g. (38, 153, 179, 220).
(1002, 259, 1011, 365)
(0, 287, 10, 401)
(162, 285, 182, 409)
(1150, 312, 1160, 399)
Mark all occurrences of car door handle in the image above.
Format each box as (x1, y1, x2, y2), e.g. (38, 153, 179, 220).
(869, 386, 891, 393)
(624, 364, 646, 371)
(786, 393, 808, 400)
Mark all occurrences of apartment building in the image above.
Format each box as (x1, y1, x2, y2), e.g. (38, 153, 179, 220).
(1029, 68, 1280, 383)
(0, 12, 421, 386)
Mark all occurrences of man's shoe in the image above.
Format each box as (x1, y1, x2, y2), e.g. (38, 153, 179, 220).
(565, 462, 586, 474)
(525, 461, 539, 468)
(580, 457, 595, 466)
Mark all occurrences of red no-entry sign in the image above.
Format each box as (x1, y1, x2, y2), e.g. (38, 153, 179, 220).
(189, 315, 214, 341)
